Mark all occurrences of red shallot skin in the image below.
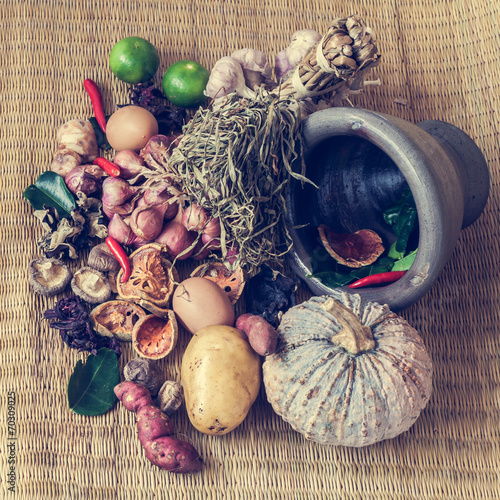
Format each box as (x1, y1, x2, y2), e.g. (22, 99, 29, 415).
(101, 177, 138, 207)
(155, 220, 196, 260)
(140, 134, 181, 165)
(129, 204, 166, 241)
(191, 238, 211, 260)
(202, 216, 221, 238)
(201, 233, 221, 250)
(108, 213, 134, 246)
(64, 165, 102, 195)
(226, 245, 239, 265)
(182, 203, 209, 232)
(163, 201, 179, 221)
(112, 150, 146, 179)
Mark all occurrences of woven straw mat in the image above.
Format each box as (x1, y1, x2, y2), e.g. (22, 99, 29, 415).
(1, 1, 499, 499)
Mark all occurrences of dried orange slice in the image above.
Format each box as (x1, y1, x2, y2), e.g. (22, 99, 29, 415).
(190, 261, 246, 305)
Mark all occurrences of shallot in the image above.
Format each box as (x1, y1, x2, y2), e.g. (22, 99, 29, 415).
(113, 150, 146, 180)
(182, 203, 209, 232)
(155, 220, 196, 260)
(129, 205, 165, 241)
(64, 165, 102, 195)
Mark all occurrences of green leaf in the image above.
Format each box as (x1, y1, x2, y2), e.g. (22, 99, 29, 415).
(383, 187, 418, 254)
(89, 116, 111, 150)
(391, 249, 418, 271)
(67, 348, 120, 416)
(24, 171, 76, 219)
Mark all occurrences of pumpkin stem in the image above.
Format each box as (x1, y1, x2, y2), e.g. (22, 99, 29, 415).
(322, 297, 375, 355)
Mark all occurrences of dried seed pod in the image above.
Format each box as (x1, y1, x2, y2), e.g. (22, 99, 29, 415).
(91, 300, 147, 342)
(132, 312, 178, 360)
(28, 258, 72, 296)
(190, 261, 247, 305)
(71, 266, 112, 304)
(123, 358, 165, 397)
(318, 225, 384, 268)
(156, 380, 184, 416)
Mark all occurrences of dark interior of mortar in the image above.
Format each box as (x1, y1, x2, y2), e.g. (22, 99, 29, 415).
(289, 135, 417, 262)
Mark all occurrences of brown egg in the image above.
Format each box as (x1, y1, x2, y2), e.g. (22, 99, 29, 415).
(172, 277, 235, 334)
(106, 105, 158, 151)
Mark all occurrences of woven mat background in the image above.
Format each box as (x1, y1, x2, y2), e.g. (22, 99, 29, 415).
(1, 0, 499, 498)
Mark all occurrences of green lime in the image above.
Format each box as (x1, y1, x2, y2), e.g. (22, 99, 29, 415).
(109, 36, 160, 84)
(162, 60, 210, 108)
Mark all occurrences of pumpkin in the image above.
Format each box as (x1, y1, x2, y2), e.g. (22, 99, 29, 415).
(262, 292, 433, 447)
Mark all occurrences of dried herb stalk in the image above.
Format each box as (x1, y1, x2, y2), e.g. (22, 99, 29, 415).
(162, 91, 312, 272)
(277, 15, 380, 99)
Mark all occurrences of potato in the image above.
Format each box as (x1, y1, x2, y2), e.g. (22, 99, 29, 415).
(181, 325, 261, 435)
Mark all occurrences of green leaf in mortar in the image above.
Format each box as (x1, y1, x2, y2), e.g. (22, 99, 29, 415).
(391, 249, 418, 272)
(23, 171, 76, 219)
(67, 348, 120, 416)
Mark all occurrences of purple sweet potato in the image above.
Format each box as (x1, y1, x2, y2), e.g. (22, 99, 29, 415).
(235, 313, 278, 356)
(137, 404, 175, 444)
(114, 380, 202, 474)
(114, 381, 153, 412)
(143, 436, 203, 474)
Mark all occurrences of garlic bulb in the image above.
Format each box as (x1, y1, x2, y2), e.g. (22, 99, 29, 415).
(286, 29, 322, 67)
(204, 56, 256, 100)
(231, 48, 274, 90)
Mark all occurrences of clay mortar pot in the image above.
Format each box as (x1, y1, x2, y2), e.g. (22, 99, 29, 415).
(287, 107, 490, 311)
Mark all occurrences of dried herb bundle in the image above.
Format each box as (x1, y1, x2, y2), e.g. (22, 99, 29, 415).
(165, 90, 312, 272)
(277, 15, 380, 99)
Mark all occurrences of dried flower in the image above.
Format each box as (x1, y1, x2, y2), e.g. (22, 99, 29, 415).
(44, 295, 121, 356)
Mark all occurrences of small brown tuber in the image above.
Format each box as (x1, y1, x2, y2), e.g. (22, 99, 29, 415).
(51, 120, 99, 178)
(114, 381, 202, 474)
(236, 313, 278, 356)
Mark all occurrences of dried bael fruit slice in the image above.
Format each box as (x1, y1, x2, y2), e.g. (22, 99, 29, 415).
(132, 312, 178, 360)
(190, 262, 246, 305)
(318, 225, 384, 268)
(116, 243, 178, 313)
(91, 300, 148, 342)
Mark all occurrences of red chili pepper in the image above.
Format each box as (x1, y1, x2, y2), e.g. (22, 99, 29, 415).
(83, 78, 107, 133)
(93, 157, 121, 177)
(348, 271, 406, 289)
(105, 236, 131, 283)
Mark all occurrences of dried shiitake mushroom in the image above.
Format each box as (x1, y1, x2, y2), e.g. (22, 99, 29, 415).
(71, 266, 112, 304)
(318, 225, 384, 268)
(87, 243, 121, 273)
(132, 311, 178, 360)
(28, 257, 72, 296)
(116, 243, 178, 313)
(91, 300, 147, 341)
(190, 261, 246, 304)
